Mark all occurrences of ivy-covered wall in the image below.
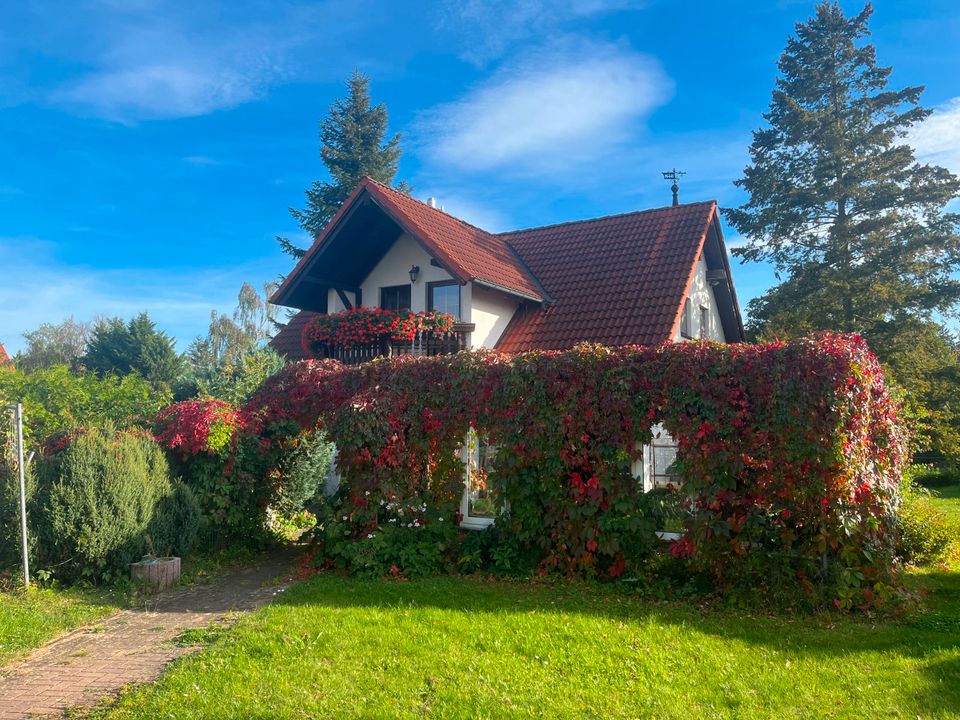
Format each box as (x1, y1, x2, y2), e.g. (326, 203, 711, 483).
(236, 334, 906, 609)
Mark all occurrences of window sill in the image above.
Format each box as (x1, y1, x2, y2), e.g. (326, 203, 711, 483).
(459, 516, 495, 531)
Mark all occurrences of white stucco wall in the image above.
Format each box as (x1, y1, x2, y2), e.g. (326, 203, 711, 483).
(327, 232, 456, 313)
(673, 255, 725, 342)
(470, 283, 521, 349)
(324, 232, 520, 349)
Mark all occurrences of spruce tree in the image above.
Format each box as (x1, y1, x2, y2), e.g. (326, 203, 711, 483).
(727, 2, 960, 458)
(727, 2, 960, 333)
(279, 70, 407, 259)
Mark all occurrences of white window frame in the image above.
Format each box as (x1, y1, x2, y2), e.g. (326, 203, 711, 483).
(680, 298, 694, 339)
(631, 424, 683, 540)
(459, 428, 497, 530)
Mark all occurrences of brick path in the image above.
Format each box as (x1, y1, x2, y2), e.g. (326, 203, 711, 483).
(0, 551, 295, 719)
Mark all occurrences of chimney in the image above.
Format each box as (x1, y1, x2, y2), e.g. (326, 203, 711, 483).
(426, 197, 437, 208)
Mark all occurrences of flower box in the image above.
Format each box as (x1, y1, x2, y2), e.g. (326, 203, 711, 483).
(130, 556, 181, 592)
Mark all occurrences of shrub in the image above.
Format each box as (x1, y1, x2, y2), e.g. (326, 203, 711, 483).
(33, 426, 174, 581)
(148, 482, 203, 558)
(896, 474, 958, 564)
(314, 506, 459, 579)
(152, 399, 268, 543)
(275, 430, 335, 515)
(911, 465, 960, 489)
(152, 399, 242, 459)
(0, 456, 35, 573)
(0, 364, 169, 445)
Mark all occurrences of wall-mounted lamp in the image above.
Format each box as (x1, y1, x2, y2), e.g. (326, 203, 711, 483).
(409, 264, 420, 283)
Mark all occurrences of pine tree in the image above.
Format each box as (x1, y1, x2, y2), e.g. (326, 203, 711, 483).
(83, 313, 182, 391)
(279, 70, 407, 259)
(727, 2, 960, 332)
(727, 2, 960, 458)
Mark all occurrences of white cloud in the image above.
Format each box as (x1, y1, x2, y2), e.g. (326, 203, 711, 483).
(419, 41, 672, 175)
(439, 0, 642, 65)
(55, 62, 278, 122)
(14, 1, 361, 122)
(0, 237, 281, 354)
(909, 96, 960, 174)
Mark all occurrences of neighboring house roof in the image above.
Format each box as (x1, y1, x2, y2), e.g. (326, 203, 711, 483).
(0, 342, 9, 366)
(270, 310, 319, 361)
(270, 177, 744, 360)
(496, 201, 730, 352)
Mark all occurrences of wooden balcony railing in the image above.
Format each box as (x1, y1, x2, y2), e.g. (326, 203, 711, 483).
(312, 322, 475, 366)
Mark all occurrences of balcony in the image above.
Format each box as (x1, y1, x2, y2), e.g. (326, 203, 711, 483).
(311, 322, 475, 365)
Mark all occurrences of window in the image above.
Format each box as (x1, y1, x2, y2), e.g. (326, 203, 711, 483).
(650, 432, 681, 490)
(699, 305, 709, 339)
(631, 424, 684, 539)
(380, 285, 411, 313)
(460, 428, 498, 529)
(680, 298, 693, 338)
(428, 281, 461, 319)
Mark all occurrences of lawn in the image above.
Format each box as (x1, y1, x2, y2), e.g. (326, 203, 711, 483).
(92, 566, 960, 720)
(929, 482, 960, 525)
(0, 586, 120, 667)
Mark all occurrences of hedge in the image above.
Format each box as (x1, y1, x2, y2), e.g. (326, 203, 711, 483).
(236, 334, 907, 609)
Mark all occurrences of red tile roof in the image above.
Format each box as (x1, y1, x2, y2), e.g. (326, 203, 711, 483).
(495, 202, 718, 352)
(270, 177, 735, 357)
(363, 179, 545, 301)
(269, 310, 319, 361)
(272, 177, 544, 308)
(0, 342, 9, 365)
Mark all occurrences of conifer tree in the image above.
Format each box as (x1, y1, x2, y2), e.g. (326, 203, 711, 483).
(727, 2, 960, 333)
(279, 70, 407, 259)
(726, 2, 960, 458)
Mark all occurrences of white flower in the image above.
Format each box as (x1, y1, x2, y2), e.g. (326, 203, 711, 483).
(342, 515, 348, 521)
(389, 518, 397, 523)
(367, 533, 374, 539)
(438, 517, 444, 522)
(364, 490, 370, 496)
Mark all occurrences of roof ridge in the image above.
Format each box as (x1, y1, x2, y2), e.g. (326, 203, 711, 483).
(361, 176, 497, 236)
(496, 199, 717, 236)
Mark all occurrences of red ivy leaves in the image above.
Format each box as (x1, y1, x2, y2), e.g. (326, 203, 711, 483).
(152, 399, 242, 459)
(163, 333, 906, 607)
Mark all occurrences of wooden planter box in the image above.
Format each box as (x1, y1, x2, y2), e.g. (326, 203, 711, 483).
(130, 556, 181, 592)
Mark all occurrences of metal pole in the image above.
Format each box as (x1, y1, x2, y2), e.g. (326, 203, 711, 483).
(14, 404, 29, 587)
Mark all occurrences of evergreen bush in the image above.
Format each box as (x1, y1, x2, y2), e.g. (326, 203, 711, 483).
(34, 426, 174, 580)
(148, 482, 203, 558)
(275, 430, 335, 515)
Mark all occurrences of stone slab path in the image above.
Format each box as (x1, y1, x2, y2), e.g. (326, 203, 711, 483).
(0, 551, 295, 719)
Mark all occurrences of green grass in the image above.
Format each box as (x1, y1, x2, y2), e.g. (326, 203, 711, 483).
(929, 482, 960, 525)
(91, 567, 960, 720)
(0, 586, 121, 666)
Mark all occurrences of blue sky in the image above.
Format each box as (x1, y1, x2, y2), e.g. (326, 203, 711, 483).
(1, 0, 958, 353)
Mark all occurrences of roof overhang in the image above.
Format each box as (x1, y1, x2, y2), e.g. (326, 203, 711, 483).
(271, 184, 467, 311)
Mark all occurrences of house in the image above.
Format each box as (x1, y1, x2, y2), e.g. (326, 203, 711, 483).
(0, 342, 9, 366)
(269, 176, 745, 530)
(270, 177, 744, 360)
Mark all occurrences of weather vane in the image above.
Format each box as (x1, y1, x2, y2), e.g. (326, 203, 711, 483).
(662, 168, 686, 206)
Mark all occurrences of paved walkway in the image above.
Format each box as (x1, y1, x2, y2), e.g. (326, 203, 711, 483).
(0, 551, 295, 719)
